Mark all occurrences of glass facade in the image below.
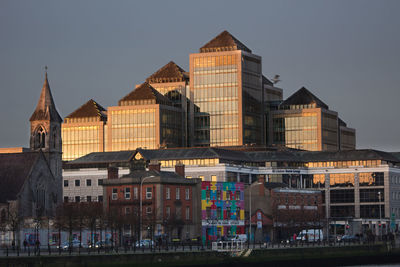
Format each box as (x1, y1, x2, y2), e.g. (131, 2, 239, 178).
(272, 112, 319, 151)
(330, 173, 355, 187)
(110, 108, 157, 150)
(331, 205, 355, 218)
(192, 54, 240, 146)
(62, 123, 103, 161)
(321, 112, 338, 151)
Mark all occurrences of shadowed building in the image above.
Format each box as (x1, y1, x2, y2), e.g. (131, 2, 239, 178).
(62, 99, 107, 161)
(146, 61, 190, 147)
(0, 71, 63, 219)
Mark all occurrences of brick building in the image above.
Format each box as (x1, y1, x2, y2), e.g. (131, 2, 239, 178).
(102, 161, 201, 242)
(271, 188, 324, 241)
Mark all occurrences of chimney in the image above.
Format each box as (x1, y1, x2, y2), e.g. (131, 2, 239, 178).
(108, 166, 118, 179)
(175, 163, 185, 178)
(148, 160, 161, 172)
(258, 175, 265, 196)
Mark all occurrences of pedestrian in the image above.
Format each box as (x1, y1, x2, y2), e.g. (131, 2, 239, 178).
(23, 239, 28, 252)
(293, 233, 297, 243)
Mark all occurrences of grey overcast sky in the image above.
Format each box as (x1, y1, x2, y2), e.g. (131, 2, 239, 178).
(0, 0, 399, 151)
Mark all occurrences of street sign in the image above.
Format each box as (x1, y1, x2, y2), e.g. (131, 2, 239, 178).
(257, 221, 262, 229)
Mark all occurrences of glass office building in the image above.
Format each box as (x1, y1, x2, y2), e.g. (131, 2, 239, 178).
(190, 31, 264, 147)
(108, 82, 183, 151)
(271, 87, 356, 151)
(62, 99, 107, 161)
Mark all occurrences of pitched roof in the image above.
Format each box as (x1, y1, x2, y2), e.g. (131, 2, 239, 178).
(146, 61, 188, 83)
(0, 152, 41, 203)
(68, 150, 136, 165)
(30, 72, 62, 122)
(281, 87, 329, 109)
(65, 99, 107, 120)
(200, 30, 252, 53)
(118, 82, 173, 106)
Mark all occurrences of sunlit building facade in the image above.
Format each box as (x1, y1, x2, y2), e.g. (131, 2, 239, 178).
(189, 31, 264, 147)
(271, 87, 356, 151)
(62, 99, 107, 161)
(107, 82, 183, 151)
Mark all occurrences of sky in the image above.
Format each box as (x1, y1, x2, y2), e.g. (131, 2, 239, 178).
(0, 0, 399, 151)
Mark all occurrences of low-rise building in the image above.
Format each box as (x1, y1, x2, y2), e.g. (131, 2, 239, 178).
(102, 161, 202, 242)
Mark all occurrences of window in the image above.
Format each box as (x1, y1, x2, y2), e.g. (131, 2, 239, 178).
(206, 207, 211, 219)
(236, 207, 241, 219)
(64, 180, 68, 187)
(98, 196, 103, 202)
(86, 179, 92, 186)
(75, 180, 80, 187)
(186, 206, 190, 220)
(217, 207, 222, 219)
(146, 206, 152, 215)
(185, 188, 190, 200)
(75, 196, 80, 202)
(217, 190, 221, 200)
(125, 207, 131, 215)
(176, 188, 180, 200)
(226, 190, 231, 200)
(134, 187, 138, 199)
(235, 191, 240, 200)
(112, 188, 118, 200)
(226, 207, 231, 219)
(211, 175, 217, 182)
(166, 187, 170, 200)
(86, 196, 91, 202)
(206, 190, 211, 200)
(98, 179, 104, 186)
(63, 196, 69, 202)
(166, 206, 171, 218)
(146, 187, 152, 199)
(125, 188, 131, 199)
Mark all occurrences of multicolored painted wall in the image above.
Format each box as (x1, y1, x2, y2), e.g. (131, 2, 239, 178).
(201, 181, 245, 244)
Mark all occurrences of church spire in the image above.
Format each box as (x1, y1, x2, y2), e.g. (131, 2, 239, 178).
(29, 67, 62, 123)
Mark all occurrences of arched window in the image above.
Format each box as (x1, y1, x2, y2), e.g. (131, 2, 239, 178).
(35, 126, 46, 149)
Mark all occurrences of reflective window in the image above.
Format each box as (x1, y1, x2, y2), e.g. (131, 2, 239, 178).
(330, 173, 355, 187)
(360, 205, 384, 218)
(359, 172, 384, 186)
(330, 205, 354, 218)
(360, 189, 384, 202)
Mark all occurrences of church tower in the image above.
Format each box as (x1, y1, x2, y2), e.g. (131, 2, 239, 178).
(29, 69, 63, 200)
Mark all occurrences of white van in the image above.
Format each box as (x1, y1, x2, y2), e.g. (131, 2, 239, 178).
(231, 234, 247, 242)
(296, 229, 323, 242)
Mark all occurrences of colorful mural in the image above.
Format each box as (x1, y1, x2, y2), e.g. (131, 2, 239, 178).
(201, 181, 245, 244)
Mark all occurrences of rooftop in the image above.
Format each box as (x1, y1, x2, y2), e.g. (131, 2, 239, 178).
(146, 61, 188, 83)
(65, 99, 107, 120)
(200, 30, 252, 53)
(118, 82, 173, 106)
(281, 87, 329, 109)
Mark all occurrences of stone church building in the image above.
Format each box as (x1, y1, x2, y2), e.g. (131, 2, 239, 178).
(0, 71, 63, 222)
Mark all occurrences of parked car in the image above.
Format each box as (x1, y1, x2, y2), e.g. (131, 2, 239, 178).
(89, 240, 112, 249)
(135, 239, 154, 248)
(340, 235, 359, 242)
(230, 234, 247, 242)
(57, 240, 86, 250)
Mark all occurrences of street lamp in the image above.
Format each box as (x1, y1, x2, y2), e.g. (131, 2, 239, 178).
(140, 175, 155, 244)
(378, 191, 382, 240)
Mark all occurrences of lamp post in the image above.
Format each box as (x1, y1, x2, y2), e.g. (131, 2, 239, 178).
(140, 176, 155, 244)
(378, 191, 382, 240)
